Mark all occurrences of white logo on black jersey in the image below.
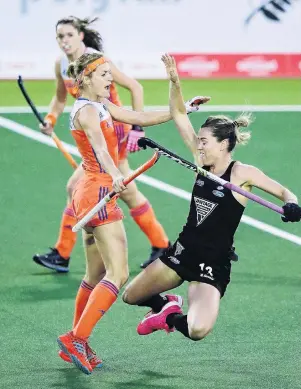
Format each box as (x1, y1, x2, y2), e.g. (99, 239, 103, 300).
(194, 196, 218, 226)
(168, 256, 180, 265)
(196, 179, 204, 187)
(217, 186, 224, 190)
(212, 190, 224, 198)
(174, 241, 184, 256)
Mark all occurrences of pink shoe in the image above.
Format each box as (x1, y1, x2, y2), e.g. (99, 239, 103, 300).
(165, 294, 183, 307)
(137, 301, 183, 335)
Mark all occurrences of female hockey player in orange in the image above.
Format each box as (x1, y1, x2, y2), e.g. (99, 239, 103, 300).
(57, 52, 174, 374)
(33, 16, 170, 272)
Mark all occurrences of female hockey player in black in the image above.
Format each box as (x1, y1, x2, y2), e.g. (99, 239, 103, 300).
(122, 54, 301, 342)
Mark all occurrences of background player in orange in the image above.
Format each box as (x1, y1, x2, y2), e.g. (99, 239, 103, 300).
(33, 16, 170, 272)
(57, 52, 175, 374)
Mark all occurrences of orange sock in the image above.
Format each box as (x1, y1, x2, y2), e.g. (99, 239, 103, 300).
(73, 280, 119, 340)
(72, 280, 94, 328)
(55, 205, 77, 259)
(130, 201, 169, 248)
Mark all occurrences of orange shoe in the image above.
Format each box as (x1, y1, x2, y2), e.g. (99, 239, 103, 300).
(86, 344, 103, 368)
(57, 331, 92, 375)
(58, 345, 103, 369)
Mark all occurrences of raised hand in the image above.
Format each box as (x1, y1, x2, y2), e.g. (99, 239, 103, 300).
(161, 53, 179, 83)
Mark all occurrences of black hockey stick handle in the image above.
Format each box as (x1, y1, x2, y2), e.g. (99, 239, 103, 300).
(138, 137, 199, 173)
(17, 75, 46, 126)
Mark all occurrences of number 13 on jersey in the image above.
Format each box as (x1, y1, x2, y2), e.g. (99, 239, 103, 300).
(199, 263, 214, 280)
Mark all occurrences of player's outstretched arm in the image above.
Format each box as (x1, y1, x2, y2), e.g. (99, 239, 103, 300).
(237, 163, 300, 222)
(105, 100, 171, 127)
(161, 53, 210, 163)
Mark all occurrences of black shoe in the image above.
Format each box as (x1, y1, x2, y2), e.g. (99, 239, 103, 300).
(33, 248, 70, 273)
(229, 246, 238, 262)
(140, 242, 172, 269)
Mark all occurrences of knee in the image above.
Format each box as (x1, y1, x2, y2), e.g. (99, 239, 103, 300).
(188, 324, 212, 341)
(122, 285, 136, 305)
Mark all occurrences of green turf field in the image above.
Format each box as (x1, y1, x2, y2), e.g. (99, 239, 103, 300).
(0, 80, 301, 389)
(1, 78, 301, 106)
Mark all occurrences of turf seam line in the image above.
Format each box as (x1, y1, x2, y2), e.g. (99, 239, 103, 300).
(1, 105, 301, 113)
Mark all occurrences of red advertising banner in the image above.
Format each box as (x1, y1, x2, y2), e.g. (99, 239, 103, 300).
(172, 54, 301, 78)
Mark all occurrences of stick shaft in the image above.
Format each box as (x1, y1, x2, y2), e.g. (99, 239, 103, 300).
(72, 152, 160, 232)
(141, 138, 284, 215)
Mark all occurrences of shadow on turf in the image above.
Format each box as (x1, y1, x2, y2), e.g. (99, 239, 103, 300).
(13, 274, 82, 302)
(110, 370, 181, 389)
(53, 367, 92, 389)
(53, 368, 181, 389)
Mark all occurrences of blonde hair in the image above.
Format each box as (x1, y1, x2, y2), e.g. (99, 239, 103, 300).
(67, 53, 103, 79)
(201, 112, 253, 151)
(67, 53, 104, 90)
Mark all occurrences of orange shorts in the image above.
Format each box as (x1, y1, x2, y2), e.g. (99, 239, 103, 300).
(72, 173, 124, 228)
(113, 120, 132, 162)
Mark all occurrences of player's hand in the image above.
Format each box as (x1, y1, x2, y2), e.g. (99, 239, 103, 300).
(127, 125, 145, 153)
(39, 120, 53, 136)
(185, 96, 211, 114)
(161, 54, 178, 83)
(281, 203, 301, 222)
(112, 175, 126, 193)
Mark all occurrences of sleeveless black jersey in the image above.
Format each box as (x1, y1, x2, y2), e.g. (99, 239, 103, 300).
(178, 161, 244, 263)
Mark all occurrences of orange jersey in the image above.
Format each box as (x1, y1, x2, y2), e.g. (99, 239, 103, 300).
(70, 98, 118, 177)
(60, 47, 131, 160)
(70, 98, 123, 227)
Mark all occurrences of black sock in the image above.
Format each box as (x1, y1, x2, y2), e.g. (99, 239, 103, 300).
(166, 313, 190, 339)
(137, 294, 168, 313)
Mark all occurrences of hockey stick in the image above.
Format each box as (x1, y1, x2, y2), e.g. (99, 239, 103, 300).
(72, 152, 160, 231)
(17, 75, 78, 169)
(138, 137, 284, 215)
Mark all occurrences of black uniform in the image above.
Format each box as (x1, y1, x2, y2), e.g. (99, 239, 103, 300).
(160, 161, 244, 296)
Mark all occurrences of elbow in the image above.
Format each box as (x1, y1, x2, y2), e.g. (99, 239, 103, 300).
(57, 93, 67, 104)
(172, 110, 186, 122)
(170, 102, 186, 117)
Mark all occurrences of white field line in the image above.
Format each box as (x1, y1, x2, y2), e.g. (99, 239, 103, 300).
(1, 115, 301, 246)
(1, 105, 301, 114)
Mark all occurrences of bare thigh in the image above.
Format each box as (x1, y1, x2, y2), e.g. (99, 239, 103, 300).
(66, 163, 84, 202)
(123, 259, 183, 304)
(187, 282, 221, 340)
